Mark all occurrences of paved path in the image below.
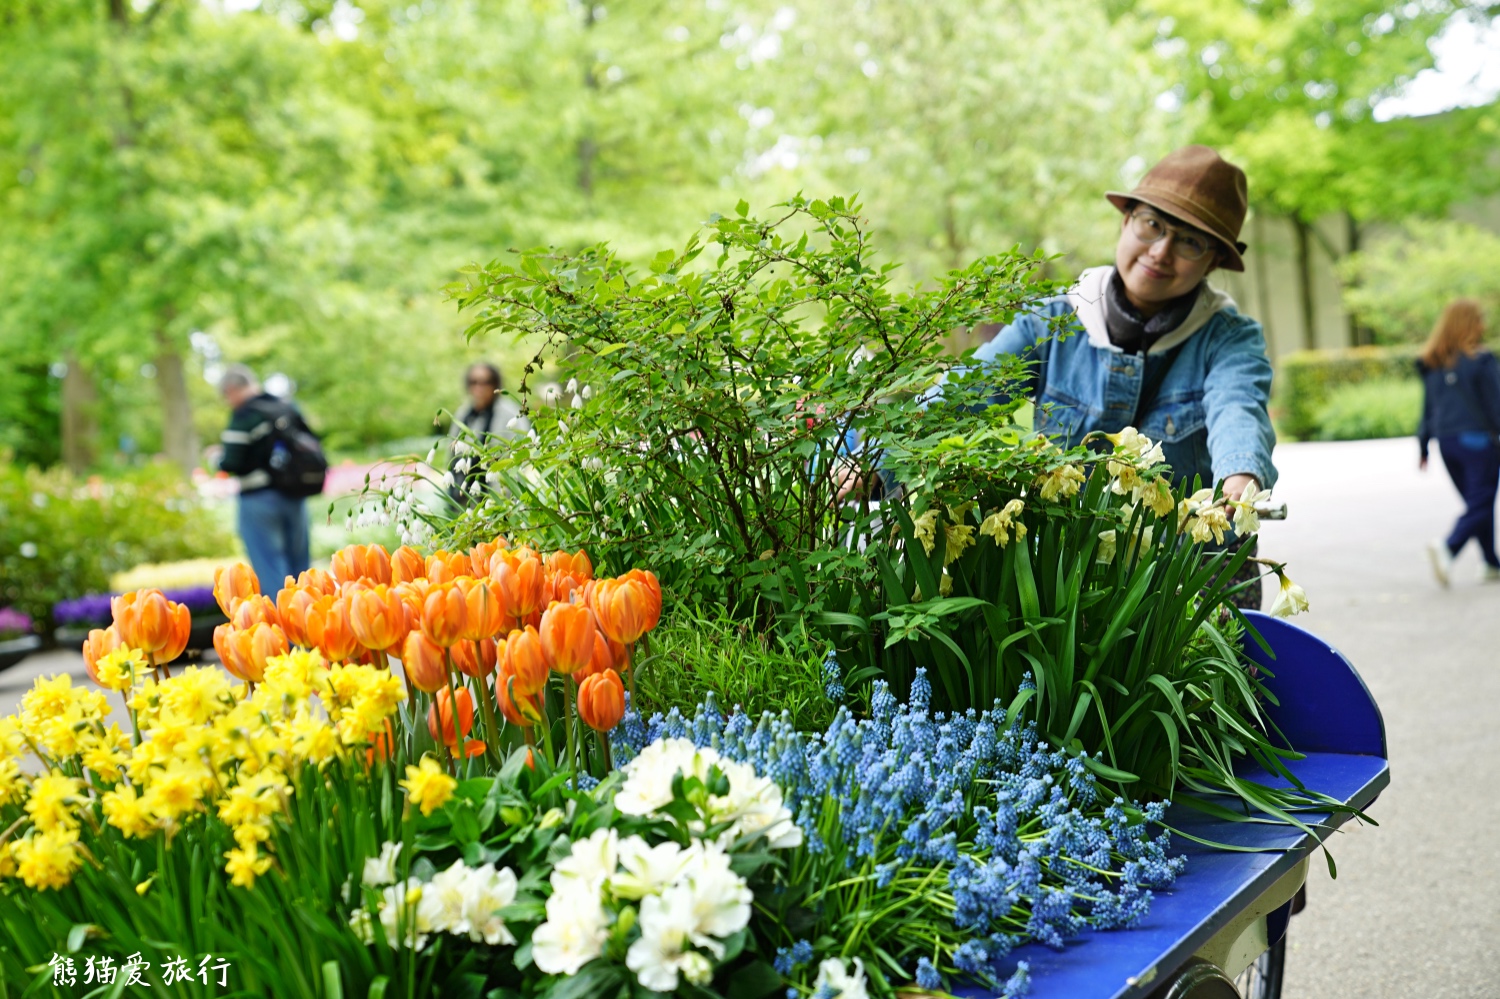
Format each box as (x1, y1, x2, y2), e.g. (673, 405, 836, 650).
(3, 437, 1496, 997)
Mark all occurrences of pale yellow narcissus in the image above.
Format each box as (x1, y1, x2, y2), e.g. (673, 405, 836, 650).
(401, 756, 457, 816)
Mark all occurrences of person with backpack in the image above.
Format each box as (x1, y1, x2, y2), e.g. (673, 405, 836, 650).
(217, 364, 327, 587)
(1417, 299, 1500, 586)
(971, 145, 1276, 608)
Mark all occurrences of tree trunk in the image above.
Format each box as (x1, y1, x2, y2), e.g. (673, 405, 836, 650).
(60, 352, 97, 473)
(154, 332, 198, 473)
(1292, 214, 1317, 352)
(1346, 213, 1366, 347)
(1253, 210, 1275, 360)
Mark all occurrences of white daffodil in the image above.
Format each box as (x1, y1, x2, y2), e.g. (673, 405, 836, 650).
(627, 889, 717, 991)
(531, 883, 608, 975)
(813, 957, 872, 999)
(675, 843, 753, 943)
(979, 499, 1027, 547)
(1104, 426, 1149, 456)
(362, 841, 402, 888)
(614, 738, 708, 816)
(1270, 572, 1310, 618)
(1229, 483, 1265, 537)
(1097, 529, 1118, 565)
(552, 828, 620, 895)
(461, 864, 519, 945)
(375, 878, 433, 951)
(707, 760, 802, 850)
(911, 508, 939, 555)
(419, 861, 470, 935)
(613, 837, 691, 900)
(1189, 506, 1230, 545)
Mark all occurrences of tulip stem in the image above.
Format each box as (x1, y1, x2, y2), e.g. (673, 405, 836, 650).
(599, 730, 613, 773)
(625, 642, 637, 705)
(563, 676, 578, 789)
(472, 640, 502, 766)
(442, 650, 462, 774)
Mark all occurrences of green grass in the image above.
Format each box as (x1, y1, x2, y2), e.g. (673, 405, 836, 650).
(631, 605, 840, 732)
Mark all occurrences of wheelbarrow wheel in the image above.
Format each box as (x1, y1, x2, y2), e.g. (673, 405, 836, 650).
(1234, 934, 1285, 999)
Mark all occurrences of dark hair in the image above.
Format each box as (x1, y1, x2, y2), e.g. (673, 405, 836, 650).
(466, 362, 503, 390)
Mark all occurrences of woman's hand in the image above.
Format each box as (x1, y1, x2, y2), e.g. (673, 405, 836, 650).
(1221, 473, 1258, 504)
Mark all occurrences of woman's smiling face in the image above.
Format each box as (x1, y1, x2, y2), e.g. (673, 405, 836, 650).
(1114, 207, 1220, 315)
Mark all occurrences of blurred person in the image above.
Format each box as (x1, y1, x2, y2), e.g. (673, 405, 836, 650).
(448, 362, 521, 506)
(973, 146, 1275, 608)
(1417, 299, 1500, 586)
(218, 364, 317, 586)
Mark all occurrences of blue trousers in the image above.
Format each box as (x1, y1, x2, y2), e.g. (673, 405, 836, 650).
(237, 489, 310, 590)
(1439, 433, 1500, 568)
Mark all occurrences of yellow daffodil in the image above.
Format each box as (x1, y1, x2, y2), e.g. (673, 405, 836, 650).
(911, 509, 939, 556)
(401, 756, 457, 816)
(13, 828, 81, 891)
(102, 784, 158, 839)
(1035, 464, 1085, 502)
(943, 523, 975, 565)
(224, 844, 272, 889)
(979, 499, 1026, 547)
(1270, 572, 1310, 618)
(0, 758, 24, 807)
(94, 647, 146, 692)
(25, 772, 83, 833)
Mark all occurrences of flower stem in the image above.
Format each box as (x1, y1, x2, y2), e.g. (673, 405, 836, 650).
(472, 640, 502, 766)
(564, 676, 578, 789)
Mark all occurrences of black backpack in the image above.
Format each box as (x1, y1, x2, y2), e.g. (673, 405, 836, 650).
(252, 400, 328, 497)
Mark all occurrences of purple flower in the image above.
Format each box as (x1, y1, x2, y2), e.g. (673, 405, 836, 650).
(0, 607, 33, 637)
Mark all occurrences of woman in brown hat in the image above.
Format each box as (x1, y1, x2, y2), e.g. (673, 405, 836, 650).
(971, 145, 1276, 605)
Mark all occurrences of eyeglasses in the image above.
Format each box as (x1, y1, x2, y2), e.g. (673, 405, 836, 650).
(1128, 209, 1218, 262)
(467, 378, 496, 387)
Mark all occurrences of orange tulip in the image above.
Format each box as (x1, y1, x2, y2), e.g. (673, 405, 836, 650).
(590, 579, 657, 645)
(427, 686, 475, 747)
(213, 562, 261, 617)
(576, 668, 626, 732)
(539, 601, 595, 675)
(331, 543, 392, 586)
(452, 637, 498, 678)
(220, 622, 288, 683)
(401, 630, 449, 693)
(111, 590, 165, 655)
(494, 665, 539, 727)
(492, 555, 547, 627)
(619, 569, 663, 624)
(420, 582, 468, 647)
(309, 595, 363, 663)
(277, 587, 320, 648)
(394, 579, 432, 619)
(233, 594, 282, 631)
(503, 626, 550, 696)
(457, 576, 509, 641)
(426, 550, 472, 584)
(469, 538, 508, 578)
(347, 585, 409, 652)
(390, 545, 427, 585)
(573, 628, 624, 684)
(546, 549, 594, 583)
(82, 626, 124, 685)
(155, 601, 192, 665)
(293, 567, 338, 596)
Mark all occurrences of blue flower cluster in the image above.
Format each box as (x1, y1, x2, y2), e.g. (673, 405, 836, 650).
(821, 650, 846, 703)
(613, 668, 1185, 996)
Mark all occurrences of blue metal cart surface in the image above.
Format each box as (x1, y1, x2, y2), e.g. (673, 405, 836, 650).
(956, 611, 1390, 999)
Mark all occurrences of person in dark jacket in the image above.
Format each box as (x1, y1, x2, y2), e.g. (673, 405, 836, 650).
(447, 362, 522, 506)
(1418, 299, 1500, 586)
(218, 365, 311, 588)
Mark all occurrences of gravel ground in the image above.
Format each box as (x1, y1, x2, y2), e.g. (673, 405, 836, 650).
(3, 437, 1495, 997)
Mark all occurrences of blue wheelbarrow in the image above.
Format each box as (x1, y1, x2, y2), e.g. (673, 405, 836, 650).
(956, 610, 1389, 999)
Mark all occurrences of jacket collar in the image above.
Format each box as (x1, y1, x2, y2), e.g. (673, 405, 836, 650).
(1067, 266, 1236, 355)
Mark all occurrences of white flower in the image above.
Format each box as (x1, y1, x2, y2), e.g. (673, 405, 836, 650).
(675, 843, 752, 941)
(613, 837, 691, 900)
(1105, 426, 1150, 457)
(813, 957, 871, 999)
(626, 889, 703, 991)
(571, 393, 583, 410)
(362, 841, 402, 887)
(553, 828, 620, 894)
(531, 883, 608, 975)
(461, 864, 519, 945)
(349, 907, 375, 944)
(1230, 483, 1265, 537)
(581, 385, 593, 400)
(1270, 572, 1309, 618)
(506, 416, 523, 432)
(614, 738, 708, 816)
(1097, 529, 1118, 564)
(710, 760, 803, 849)
(419, 861, 470, 935)
(375, 878, 434, 951)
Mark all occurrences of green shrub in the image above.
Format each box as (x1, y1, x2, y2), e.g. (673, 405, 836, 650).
(631, 606, 842, 733)
(1313, 377, 1422, 441)
(1277, 345, 1419, 440)
(0, 462, 235, 632)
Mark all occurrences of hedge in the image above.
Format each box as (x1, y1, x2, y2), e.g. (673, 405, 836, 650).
(1276, 345, 1420, 441)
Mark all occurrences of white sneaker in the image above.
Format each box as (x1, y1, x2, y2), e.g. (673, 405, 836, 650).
(1482, 565, 1500, 583)
(1428, 540, 1453, 588)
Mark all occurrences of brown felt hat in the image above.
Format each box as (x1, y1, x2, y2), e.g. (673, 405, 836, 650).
(1106, 145, 1248, 272)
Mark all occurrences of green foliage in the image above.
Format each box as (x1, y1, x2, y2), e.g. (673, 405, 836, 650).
(439, 195, 1057, 622)
(631, 608, 839, 734)
(1276, 345, 1419, 440)
(0, 463, 233, 631)
(1313, 377, 1423, 440)
(1342, 219, 1500, 343)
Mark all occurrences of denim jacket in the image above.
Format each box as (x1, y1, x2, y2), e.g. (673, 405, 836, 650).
(974, 266, 1278, 489)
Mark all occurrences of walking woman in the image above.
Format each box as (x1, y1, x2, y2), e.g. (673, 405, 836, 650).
(1419, 299, 1500, 586)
